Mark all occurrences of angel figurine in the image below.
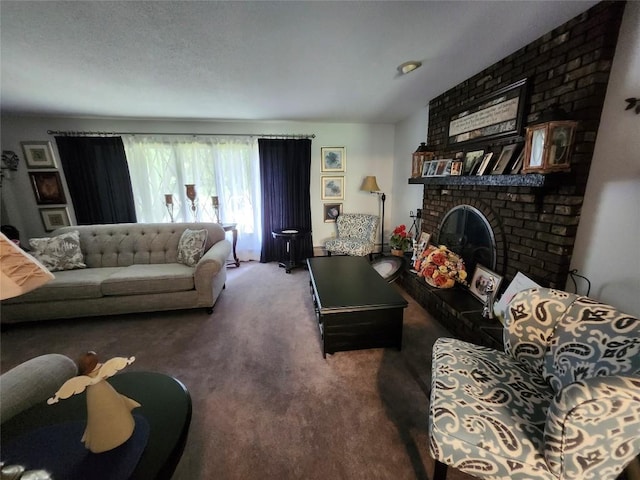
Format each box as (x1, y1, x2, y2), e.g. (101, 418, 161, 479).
(48, 352, 140, 453)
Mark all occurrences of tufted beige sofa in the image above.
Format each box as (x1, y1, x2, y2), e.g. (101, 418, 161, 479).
(1, 223, 231, 324)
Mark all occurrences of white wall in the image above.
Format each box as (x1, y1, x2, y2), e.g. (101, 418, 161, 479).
(392, 107, 428, 237)
(0, 117, 395, 249)
(570, 1, 640, 316)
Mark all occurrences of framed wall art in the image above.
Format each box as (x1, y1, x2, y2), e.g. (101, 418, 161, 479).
(323, 203, 342, 223)
(40, 207, 71, 232)
(29, 171, 67, 204)
(469, 264, 504, 304)
(446, 78, 528, 148)
(321, 176, 344, 200)
(321, 147, 346, 172)
(21, 141, 57, 169)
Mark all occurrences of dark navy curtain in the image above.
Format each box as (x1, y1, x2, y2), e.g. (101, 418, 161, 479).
(55, 136, 137, 224)
(259, 138, 313, 263)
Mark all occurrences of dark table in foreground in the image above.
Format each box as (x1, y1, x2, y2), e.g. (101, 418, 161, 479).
(1, 371, 192, 480)
(307, 256, 408, 357)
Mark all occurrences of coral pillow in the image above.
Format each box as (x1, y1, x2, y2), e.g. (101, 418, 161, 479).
(29, 231, 86, 272)
(177, 229, 208, 267)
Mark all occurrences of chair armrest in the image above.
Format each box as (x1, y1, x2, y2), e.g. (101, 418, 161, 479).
(544, 375, 640, 480)
(1, 354, 78, 423)
(194, 239, 232, 291)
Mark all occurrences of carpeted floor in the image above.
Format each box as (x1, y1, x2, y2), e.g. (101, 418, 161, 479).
(1, 261, 474, 480)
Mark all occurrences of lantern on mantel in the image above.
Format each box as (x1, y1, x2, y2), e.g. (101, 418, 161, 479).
(412, 143, 435, 178)
(522, 120, 577, 174)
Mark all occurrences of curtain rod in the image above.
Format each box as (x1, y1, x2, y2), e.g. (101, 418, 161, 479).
(47, 130, 315, 139)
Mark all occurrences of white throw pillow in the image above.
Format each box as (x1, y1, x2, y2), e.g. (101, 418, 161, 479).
(177, 228, 208, 267)
(29, 230, 86, 272)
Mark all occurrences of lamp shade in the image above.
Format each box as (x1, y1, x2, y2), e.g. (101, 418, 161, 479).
(0, 233, 54, 300)
(360, 176, 381, 192)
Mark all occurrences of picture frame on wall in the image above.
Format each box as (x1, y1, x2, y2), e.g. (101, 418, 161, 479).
(446, 78, 528, 148)
(321, 147, 346, 172)
(469, 264, 504, 303)
(323, 203, 342, 223)
(29, 171, 67, 204)
(21, 141, 57, 169)
(40, 207, 71, 232)
(321, 176, 344, 200)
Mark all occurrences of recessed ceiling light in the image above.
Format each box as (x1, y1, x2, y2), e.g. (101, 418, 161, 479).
(397, 61, 422, 75)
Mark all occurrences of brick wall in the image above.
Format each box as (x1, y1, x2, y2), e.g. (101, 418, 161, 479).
(421, 1, 625, 289)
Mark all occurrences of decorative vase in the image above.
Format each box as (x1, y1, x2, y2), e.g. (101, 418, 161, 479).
(391, 248, 404, 257)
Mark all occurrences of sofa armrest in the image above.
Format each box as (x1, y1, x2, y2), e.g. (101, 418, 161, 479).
(194, 238, 232, 293)
(1, 354, 78, 424)
(544, 375, 640, 480)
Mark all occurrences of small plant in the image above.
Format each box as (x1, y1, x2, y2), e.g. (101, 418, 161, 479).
(390, 224, 412, 251)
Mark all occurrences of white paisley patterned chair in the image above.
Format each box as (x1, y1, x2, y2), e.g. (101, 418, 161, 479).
(428, 287, 640, 480)
(324, 213, 379, 259)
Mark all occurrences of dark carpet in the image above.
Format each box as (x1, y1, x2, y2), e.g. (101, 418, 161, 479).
(1, 261, 474, 480)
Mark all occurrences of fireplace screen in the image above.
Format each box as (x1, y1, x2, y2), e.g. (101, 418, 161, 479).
(437, 205, 496, 274)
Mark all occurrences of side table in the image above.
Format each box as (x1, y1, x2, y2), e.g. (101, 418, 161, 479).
(220, 223, 240, 267)
(0, 371, 192, 480)
(271, 228, 310, 273)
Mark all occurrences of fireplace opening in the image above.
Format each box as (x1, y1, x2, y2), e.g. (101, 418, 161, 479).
(437, 205, 496, 275)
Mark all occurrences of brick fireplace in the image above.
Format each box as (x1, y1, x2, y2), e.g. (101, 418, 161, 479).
(399, 1, 626, 347)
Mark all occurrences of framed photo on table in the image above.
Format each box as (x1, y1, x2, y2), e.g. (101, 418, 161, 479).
(469, 264, 503, 303)
(321, 176, 344, 200)
(321, 147, 346, 172)
(29, 171, 66, 204)
(40, 207, 71, 232)
(21, 141, 57, 169)
(323, 203, 342, 223)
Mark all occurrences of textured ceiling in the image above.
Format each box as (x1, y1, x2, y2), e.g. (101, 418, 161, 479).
(0, 1, 598, 124)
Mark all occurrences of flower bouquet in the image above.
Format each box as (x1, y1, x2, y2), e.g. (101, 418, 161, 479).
(414, 244, 468, 289)
(389, 225, 412, 255)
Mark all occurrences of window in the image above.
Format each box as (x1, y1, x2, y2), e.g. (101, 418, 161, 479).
(123, 135, 262, 260)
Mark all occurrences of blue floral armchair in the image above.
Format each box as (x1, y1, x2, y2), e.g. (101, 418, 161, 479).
(428, 287, 640, 480)
(324, 213, 379, 259)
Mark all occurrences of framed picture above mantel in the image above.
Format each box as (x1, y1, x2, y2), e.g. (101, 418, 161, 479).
(446, 78, 528, 148)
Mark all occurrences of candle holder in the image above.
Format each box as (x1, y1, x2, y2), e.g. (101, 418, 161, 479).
(185, 184, 197, 221)
(211, 196, 220, 224)
(164, 194, 175, 223)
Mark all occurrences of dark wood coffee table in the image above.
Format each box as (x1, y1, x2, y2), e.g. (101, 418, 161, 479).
(307, 256, 408, 357)
(0, 371, 191, 480)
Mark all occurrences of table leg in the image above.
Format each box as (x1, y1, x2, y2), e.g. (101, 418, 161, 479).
(231, 227, 239, 267)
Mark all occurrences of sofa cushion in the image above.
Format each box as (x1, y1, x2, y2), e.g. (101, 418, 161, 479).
(3, 267, 124, 303)
(29, 231, 86, 272)
(101, 264, 195, 296)
(177, 228, 208, 267)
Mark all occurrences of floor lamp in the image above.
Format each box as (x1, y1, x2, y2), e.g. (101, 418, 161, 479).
(360, 176, 386, 255)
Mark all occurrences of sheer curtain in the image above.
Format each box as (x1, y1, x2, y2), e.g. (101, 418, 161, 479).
(122, 135, 262, 260)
